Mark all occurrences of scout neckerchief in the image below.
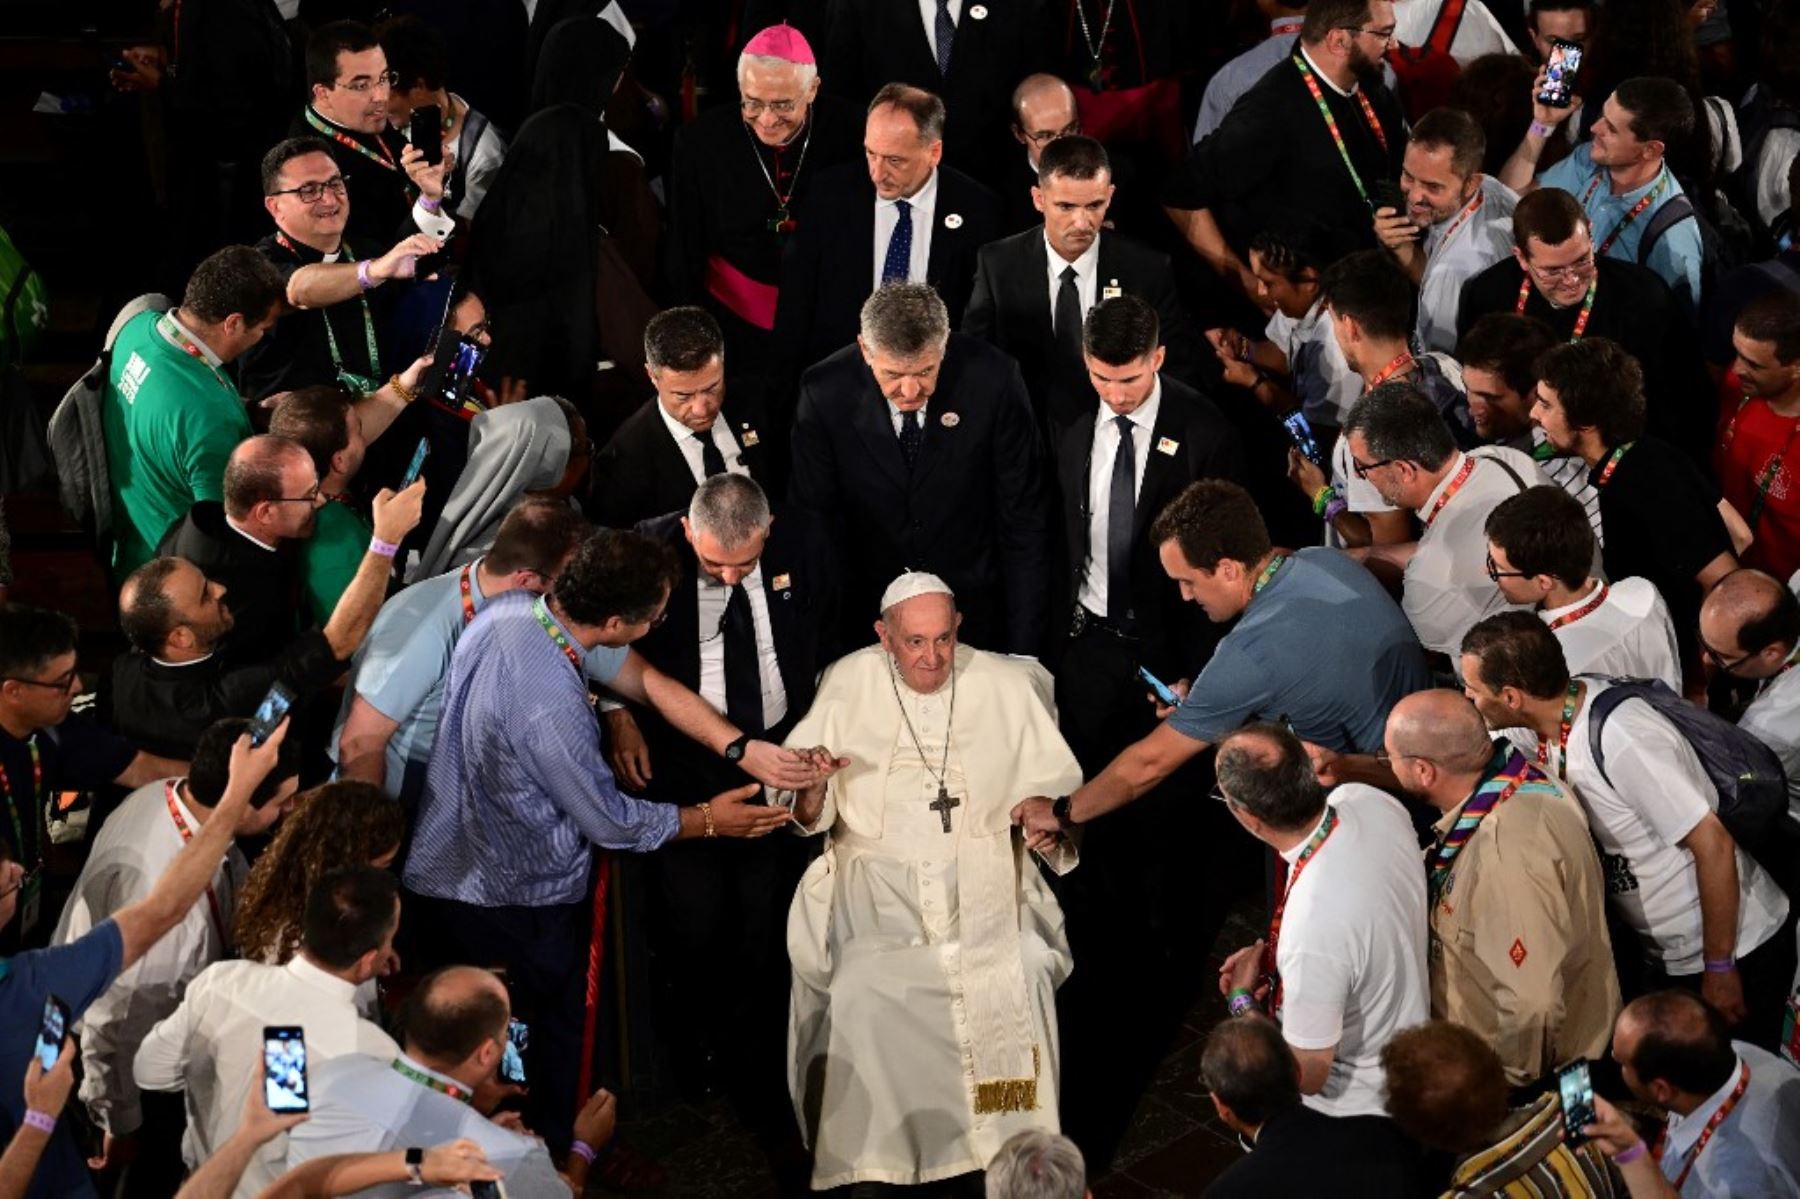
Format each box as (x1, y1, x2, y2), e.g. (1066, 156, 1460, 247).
(1666, 1060, 1751, 1190)
(1263, 804, 1339, 1016)
(164, 780, 228, 949)
(1294, 55, 1389, 211)
(744, 114, 812, 235)
(1427, 745, 1553, 901)
(534, 597, 584, 672)
(1592, 442, 1634, 489)
(1584, 171, 1670, 258)
(1421, 454, 1477, 527)
(1721, 387, 1800, 531)
(303, 107, 418, 200)
(390, 1057, 472, 1104)
(1546, 583, 1609, 630)
(0, 740, 43, 917)
(275, 231, 382, 395)
(1515, 276, 1598, 342)
(1365, 350, 1414, 391)
(1535, 679, 1582, 776)
(156, 314, 234, 392)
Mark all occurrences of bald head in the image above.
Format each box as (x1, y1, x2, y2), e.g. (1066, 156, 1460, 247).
(1699, 568, 1800, 678)
(1616, 990, 1737, 1105)
(401, 965, 510, 1071)
(1387, 690, 1494, 773)
(1012, 73, 1080, 167)
(221, 434, 315, 521)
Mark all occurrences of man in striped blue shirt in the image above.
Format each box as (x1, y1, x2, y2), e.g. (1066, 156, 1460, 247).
(402, 528, 833, 1152)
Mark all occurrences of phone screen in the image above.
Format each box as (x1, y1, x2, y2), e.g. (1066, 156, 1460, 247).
(1538, 40, 1583, 108)
(249, 683, 296, 748)
(423, 333, 485, 412)
(400, 438, 430, 488)
(35, 996, 68, 1073)
(410, 104, 443, 167)
(499, 1018, 529, 1086)
(1136, 666, 1179, 706)
(1282, 411, 1325, 466)
(263, 1027, 309, 1113)
(470, 1182, 505, 1199)
(1557, 1060, 1596, 1142)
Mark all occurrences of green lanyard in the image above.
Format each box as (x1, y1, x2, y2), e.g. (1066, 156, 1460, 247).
(275, 233, 382, 395)
(1252, 553, 1288, 596)
(0, 739, 41, 868)
(390, 1058, 472, 1104)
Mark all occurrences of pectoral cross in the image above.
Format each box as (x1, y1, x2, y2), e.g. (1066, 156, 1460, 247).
(929, 784, 962, 833)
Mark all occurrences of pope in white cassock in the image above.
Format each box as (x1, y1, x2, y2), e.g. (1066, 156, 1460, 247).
(777, 572, 1084, 1190)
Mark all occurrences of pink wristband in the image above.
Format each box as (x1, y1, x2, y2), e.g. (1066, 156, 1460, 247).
(357, 259, 373, 291)
(1614, 1141, 1647, 1165)
(369, 537, 400, 559)
(1703, 957, 1737, 973)
(419, 195, 442, 213)
(1529, 120, 1554, 139)
(570, 1140, 597, 1164)
(22, 1110, 55, 1134)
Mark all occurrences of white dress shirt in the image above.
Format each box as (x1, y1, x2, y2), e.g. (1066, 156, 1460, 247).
(1045, 232, 1102, 334)
(1078, 380, 1161, 618)
(134, 954, 400, 1198)
(1539, 576, 1682, 694)
(874, 169, 939, 286)
(697, 563, 788, 730)
(889, 400, 931, 437)
(1416, 175, 1519, 354)
(1739, 648, 1800, 822)
(52, 779, 246, 1136)
(1403, 447, 1544, 655)
(656, 401, 748, 485)
(918, 0, 963, 65)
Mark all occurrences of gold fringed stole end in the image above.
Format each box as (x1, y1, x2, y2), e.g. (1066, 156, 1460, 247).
(971, 1047, 1041, 1114)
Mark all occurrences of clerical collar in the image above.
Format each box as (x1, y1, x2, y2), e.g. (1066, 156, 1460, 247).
(166, 312, 225, 369)
(151, 651, 216, 669)
(1298, 45, 1355, 97)
(225, 516, 279, 553)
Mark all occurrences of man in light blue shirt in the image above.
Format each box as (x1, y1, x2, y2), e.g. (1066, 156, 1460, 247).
(1193, 3, 1308, 143)
(1500, 75, 1706, 313)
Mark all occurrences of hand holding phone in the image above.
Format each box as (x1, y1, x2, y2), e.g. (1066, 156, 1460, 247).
(35, 996, 70, 1073)
(1557, 1060, 1596, 1142)
(410, 104, 443, 167)
(498, 1019, 529, 1086)
(263, 1027, 309, 1114)
(1282, 411, 1325, 467)
(1536, 39, 1583, 109)
(1136, 666, 1181, 707)
(248, 683, 297, 748)
(400, 438, 430, 488)
(1370, 178, 1406, 216)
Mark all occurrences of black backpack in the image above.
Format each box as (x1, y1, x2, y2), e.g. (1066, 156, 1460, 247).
(1585, 676, 1799, 894)
(1637, 192, 1747, 316)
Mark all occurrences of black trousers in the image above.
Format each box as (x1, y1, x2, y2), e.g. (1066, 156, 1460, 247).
(1648, 909, 1800, 1053)
(402, 888, 592, 1153)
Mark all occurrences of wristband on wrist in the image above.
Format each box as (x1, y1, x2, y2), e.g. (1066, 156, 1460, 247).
(1529, 119, 1554, 138)
(1226, 986, 1255, 1016)
(1310, 484, 1338, 517)
(1703, 957, 1737, 973)
(22, 1110, 55, 1134)
(570, 1141, 597, 1165)
(419, 195, 442, 213)
(388, 373, 417, 405)
(369, 537, 401, 559)
(1614, 1141, 1647, 1165)
(357, 259, 374, 291)
(700, 801, 716, 838)
(1323, 498, 1349, 524)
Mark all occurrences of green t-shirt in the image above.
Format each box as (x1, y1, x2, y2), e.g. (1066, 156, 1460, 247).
(301, 499, 372, 625)
(102, 312, 253, 578)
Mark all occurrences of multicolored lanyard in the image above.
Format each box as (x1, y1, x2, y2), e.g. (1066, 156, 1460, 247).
(459, 563, 477, 626)
(1294, 55, 1389, 210)
(1515, 277, 1598, 341)
(0, 739, 42, 869)
(534, 597, 584, 672)
(1422, 455, 1477, 527)
(390, 1057, 472, 1104)
(1583, 172, 1670, 257)
(164, 780, 228, 949)
(304, 107, 401, 177)
(1546, 583, 1610, 630)
(1264, 804, 1339, 1016)
(156, 314, 234, 392)
(1428, 749, 1551, 900)
(1722, 392, 1800, 531)
(274, 232, 382, 395)
(1667, 1061, 1751, 1189)
(1253, 553, 1288, 596)
(1365, 351, 1413, 391)
(1593, 442, 1634, 489)
(1535, 679, 1581, 776)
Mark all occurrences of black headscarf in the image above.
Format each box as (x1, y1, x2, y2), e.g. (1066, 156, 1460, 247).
(528, 15, 632, 122)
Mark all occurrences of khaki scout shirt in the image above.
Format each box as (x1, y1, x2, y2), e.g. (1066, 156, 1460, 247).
(1428, 773, 1621, 1085)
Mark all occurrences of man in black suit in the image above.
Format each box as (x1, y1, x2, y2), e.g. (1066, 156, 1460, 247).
(965, 135, 1199, 436)
(600, 473, 835, 1122)
(822, 0, 1050, 191)
(789, 282, 1049, 656)
(775, 84, 1002, 378)
(593, 307, 775, 529)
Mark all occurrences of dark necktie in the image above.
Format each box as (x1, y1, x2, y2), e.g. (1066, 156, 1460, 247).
(935, 0, 956, 77)
(696, 433, 727, 478)
(882, 198, 913, 284)
(1056, 264, 1083, 363)
(721, 582, 763, 733)
(1108, 414, 1136, 623)
(898, 409, 924, 468)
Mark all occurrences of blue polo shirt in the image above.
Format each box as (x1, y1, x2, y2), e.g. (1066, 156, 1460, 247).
(1167, 547, 1431, 752)
(1540, 145, 1705, 314)
(0, 920, 124, 1199)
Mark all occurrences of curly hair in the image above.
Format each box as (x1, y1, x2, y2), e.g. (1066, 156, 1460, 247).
(232, 781, 404, 965)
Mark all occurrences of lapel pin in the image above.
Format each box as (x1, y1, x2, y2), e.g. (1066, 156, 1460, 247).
(772, 573, 791, 591)
(741, 427, 760, 447)
(1156, 436, 1179, 456)
(1102, 279, 1123, 300)
(969, 3, 988, 17)
(940, 411, 961, 427)
(943, 212, 964, 230)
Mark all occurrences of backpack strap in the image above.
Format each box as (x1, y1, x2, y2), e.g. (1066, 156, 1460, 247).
(1637, 193, 1696, 265)
(1581, 675, 1639, 789)
(1427, 0, 1468, 55)
(1469, 446, 1528, 492)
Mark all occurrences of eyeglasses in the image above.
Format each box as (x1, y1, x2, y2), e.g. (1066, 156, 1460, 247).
(272, 483, 323, 505)
(1208, 784, 1234, 806)
(1526, 253, 1596, 282)
(1337, 24, 1398, 43)
(1350, 454, 1394, 479)
(1699, 636, 1755, 673)
(740, 97, 799, 117)
(4, 669, 80, 693)
(1021, 122, 1082, 147)
(268, 177, 347, 205)
(1484, 552, 1532, 582)
(335, 70, 399, 93)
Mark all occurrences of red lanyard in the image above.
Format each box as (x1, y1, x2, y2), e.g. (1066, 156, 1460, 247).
(1515, 277, 1598, 341)
(1668, 1061, 1751, 1189)
(1365, 350, 1413, 391)
(0, 740, 42, 867)
(1583, 172, 1670, 257)
(304, 106, 399, 174)
(156, 314, 234, 392)
(1270, 18, 1304, 35)
(1546, 583, 1609, 630)
(164, 780, 228, 949)
(1422, 455, 1477, 527)
(1434, 190, 1485, 255)
(459, 564, 477, 626)
(1263, 804, 1339, 1015)
(534, 598, 584, 672)
(1535, 680, 1581, 776)
(1593, 442, 1634, 489)
(1294, 56, 1388, 210)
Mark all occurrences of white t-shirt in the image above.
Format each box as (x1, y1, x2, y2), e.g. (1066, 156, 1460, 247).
(1534, 681, 1790, 973)
(1738, 656, 1800, 822)
(1266, 299, 1361, 431)
(1403, 448, 1542, 655)
(1541, 577, 1683, 694)
(1275, 784, 1430, 1118)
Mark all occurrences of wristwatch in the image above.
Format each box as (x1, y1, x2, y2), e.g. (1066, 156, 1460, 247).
(1051, 795, 1075, 828)
(404, 1147, 425, 1186)
(723, 733, 752, 763)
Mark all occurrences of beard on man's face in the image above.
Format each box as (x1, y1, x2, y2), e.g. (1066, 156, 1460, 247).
(1348, 45, 1387, 89)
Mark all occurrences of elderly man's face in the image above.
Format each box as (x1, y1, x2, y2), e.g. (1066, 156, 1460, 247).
(740, 59, 818, 146)
(864, 103, 941, 201)
(1013, 92, 1080, 169)
(877, 593, 959, 694)
(858, 338, 943, 411)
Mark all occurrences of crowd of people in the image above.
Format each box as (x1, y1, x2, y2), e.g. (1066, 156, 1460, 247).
(6, 0, 1800, 1195)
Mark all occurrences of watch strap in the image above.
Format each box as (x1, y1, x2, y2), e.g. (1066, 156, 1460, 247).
(405, 1146, 425, 1185)
(724, 733, 752, 762)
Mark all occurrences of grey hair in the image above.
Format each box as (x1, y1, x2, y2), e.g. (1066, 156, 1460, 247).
(1215, 722, 1327, 833)
(984, 1131, 1086, 1199)
(736, 51, 818, 93)
(1341, 381, 1457, 471)
(860, 282, 950, 357)
(687, 472, 772, 549)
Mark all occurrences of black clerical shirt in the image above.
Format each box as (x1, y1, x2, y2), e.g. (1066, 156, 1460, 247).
(156, 503, 303, 668)
(288, 107, 424, 249)
(239, 233, 393, 401)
